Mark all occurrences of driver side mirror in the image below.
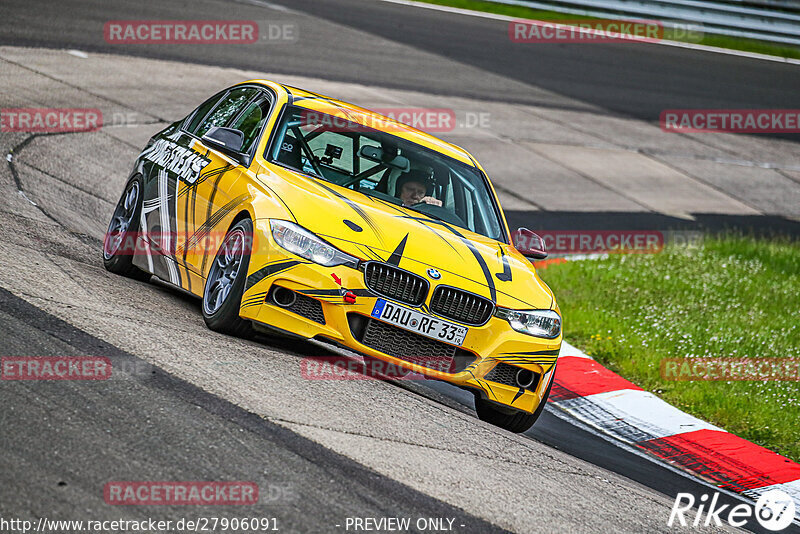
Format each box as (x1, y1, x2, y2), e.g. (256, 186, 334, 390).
(202, 126, 251, 166)
(512, 227, 548, 260)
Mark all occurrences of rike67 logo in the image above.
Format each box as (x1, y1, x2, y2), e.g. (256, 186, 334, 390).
(668, 490, 796, 531)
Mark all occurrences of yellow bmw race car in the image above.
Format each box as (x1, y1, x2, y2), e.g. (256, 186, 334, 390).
(103, 80, 562, 432)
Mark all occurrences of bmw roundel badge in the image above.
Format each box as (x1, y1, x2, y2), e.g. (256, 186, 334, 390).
(427, 268, 442, 280)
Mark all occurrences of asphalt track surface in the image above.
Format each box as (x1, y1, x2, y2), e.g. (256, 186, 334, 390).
(1, 0, 799, 532)
(0, 287, 504, 533)
(3, 0, 800, 123)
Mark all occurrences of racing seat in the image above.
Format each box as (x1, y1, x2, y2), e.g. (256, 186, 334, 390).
(375, 167, 406, 196)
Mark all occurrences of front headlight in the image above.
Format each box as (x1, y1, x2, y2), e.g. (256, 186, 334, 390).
(495, 308, 561, 339)
(270, 220, 358, 268)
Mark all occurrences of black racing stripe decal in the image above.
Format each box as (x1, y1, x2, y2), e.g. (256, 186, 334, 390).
(260, 182, 298, 223)
(502, 356, 558, 365)
(466, 369, 497, 400)
(181, 178, 195, 294)
(187, 165, 233, 271)
(478, 378, 497, 400)
(298, 288, 376, 299)
(372, 198, 462, 257)
(357, 244, 384, 262)
(245, 260, 304, 291)
(298, 289, 341, 296)
(185, 212, 194, 293)
(242, 291, 268, 302)
(495, 246, 512, 282)
(182, 193, 249, 260)
(201, 171, 229, 242)
(314, 181, 384, 243)
(241, 291, 268, 309)
(511, 388, 525, 404)
(189, 178, 199, 271)
(184, 264, 193, 294)
(387, 234, 408, 266)
(177, 162, 231, 198)
(503, 359, 558, 367)
(400, 216, 496, 302)
(500, 350, 560, 356)
(194, 164, 232, 229)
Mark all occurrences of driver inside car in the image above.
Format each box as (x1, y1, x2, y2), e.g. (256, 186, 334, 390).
(396, 169, 442, 207)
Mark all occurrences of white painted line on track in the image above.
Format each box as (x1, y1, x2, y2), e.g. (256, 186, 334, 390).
(559, 340, 594, 358)
(375, 0, 800, 66)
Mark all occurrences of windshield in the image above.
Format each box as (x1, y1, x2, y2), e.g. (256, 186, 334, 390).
(268, 105, 505, 241)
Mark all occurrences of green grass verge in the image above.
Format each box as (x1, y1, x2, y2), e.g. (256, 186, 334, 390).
(537, 235, 800, 461)
(418, 0, 800, 60)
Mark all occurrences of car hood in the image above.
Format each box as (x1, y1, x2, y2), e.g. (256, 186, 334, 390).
(258, 166, 554, 310)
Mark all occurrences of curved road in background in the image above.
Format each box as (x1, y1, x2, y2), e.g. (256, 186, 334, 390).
(1, 0, 799, 532)
(3, 0, 800, 125)
(4, 0, 799, 236)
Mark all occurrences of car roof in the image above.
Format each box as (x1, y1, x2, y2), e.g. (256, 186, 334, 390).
(242, 80, 478, 166)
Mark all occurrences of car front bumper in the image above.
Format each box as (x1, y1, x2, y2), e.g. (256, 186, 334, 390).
(240, 221, 561, 414)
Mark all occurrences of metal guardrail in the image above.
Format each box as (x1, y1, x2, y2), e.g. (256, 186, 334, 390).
(490, 0, 800, 46)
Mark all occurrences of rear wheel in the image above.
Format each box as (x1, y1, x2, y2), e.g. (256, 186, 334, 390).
(202, 218, 253, 337)
(103, 175, 151, 281)
(475, 367, 556, 433)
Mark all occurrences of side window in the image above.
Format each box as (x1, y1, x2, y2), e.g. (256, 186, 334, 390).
(196, 87, 259, 138)
(228, 94, 272, 154)
(184, 91, 226, 134)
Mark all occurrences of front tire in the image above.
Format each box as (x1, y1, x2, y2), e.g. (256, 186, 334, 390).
(202, 218, 253, 337)
(475, 367, 556, 433)
(103, 175, 151, 281)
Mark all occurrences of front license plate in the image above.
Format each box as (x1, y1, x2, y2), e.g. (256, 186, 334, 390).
(370, 299, 468, 346)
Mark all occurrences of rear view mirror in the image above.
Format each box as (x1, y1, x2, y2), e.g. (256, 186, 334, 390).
(358, 145, 410, 172)
(512, 227, 548, 260)
(202, 126, 250, 166)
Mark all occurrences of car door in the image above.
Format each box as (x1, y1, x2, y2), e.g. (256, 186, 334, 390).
(136, 86, 258, 292)
(182, 89, 274, 277)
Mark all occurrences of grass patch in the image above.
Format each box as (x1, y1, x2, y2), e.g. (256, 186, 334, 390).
(538, 235, 800, 461)
(418, 0, 800, 60)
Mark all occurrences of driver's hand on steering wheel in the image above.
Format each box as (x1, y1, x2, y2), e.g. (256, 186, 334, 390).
(419, 196, 442, 207)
